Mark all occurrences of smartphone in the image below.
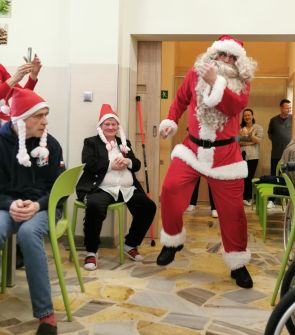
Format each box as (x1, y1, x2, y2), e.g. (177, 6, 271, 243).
(27, 47, 32, 62)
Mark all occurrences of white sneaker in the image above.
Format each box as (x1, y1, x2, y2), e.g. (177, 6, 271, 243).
(211, 209, 218, 218)
(124, 247, 144, 261)
(243, 200, 252, 206)
(186, 205, 195, 212)
(267, 200, 275, 209)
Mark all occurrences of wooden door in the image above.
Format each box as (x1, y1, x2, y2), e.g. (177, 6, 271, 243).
(136, 41, 161, 237)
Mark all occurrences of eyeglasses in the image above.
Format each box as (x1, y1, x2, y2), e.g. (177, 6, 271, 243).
(218, 51, 237, 62)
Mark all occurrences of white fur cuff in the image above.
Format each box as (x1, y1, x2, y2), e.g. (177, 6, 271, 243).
(160, 228, 186, 247)
(223, 249, 251, 270)
(203, 75, 227, 108)
(159, 119, 178, 137)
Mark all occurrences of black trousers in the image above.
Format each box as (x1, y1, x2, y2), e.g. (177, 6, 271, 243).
(83, 189, 156, 253)
(244, 159, 258, 201)
(190, 177, 215, 210)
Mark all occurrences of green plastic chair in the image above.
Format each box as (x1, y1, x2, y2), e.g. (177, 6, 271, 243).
(71, 200, 125, 265)
(252, 160, 283, 214)
(257, 185, 290, 242)
(1, 240, 8, 293)
(252, 161, 289, 241)
(271, 172, 295, 305)
(48, 165, 85, 321)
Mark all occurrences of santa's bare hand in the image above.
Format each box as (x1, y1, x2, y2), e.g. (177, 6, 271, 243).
(198, 63, 217, 86)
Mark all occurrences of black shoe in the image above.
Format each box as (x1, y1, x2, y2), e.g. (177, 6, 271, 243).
(16, 244, 24, 269)
(156, 245, 183, 266)
(36, 323, 57, 335)
(231, 266, 253, 289)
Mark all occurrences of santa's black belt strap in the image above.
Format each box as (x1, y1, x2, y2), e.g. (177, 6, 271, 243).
(189, 134, 237, 148)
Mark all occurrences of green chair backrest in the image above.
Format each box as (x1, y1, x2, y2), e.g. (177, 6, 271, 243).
(48, 164, 84, 238)
(276, 160, 282, 176)
(282, 172, 295, 201)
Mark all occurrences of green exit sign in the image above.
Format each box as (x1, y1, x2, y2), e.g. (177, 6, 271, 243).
(161, 90, 168, 99)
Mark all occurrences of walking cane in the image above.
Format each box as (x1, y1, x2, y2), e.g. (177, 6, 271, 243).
(136, 96, 156, 246)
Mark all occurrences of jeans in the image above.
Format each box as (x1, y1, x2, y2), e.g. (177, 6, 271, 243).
(0, 210, 55, 318)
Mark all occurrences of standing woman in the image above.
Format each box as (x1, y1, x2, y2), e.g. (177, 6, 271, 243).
(239, 108, 263, 206)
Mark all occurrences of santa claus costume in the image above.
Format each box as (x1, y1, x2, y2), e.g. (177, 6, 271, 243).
(157, 35, 257, 288)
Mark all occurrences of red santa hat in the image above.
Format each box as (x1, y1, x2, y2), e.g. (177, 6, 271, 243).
(96, 103, 130, 154)
(209, 34, 246, 58)
(2, 88, 49, 167)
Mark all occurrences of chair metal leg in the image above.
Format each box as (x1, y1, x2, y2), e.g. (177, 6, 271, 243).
(117, 206, 125, 265)
(1, 240, 8, 293)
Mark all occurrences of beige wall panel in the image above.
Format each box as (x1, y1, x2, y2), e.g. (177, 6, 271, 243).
(136, 42, 161, 237)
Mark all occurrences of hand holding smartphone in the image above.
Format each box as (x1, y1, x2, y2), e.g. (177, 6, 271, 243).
(23, 47, 32, 63)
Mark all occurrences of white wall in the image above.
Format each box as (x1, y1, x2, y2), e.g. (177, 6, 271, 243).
(0, 0, 120, 236)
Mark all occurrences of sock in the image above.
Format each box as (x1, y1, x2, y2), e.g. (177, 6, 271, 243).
(86, 252, 96, 258)
(39, 312, 57, 326)
(124, 244, 135, 251)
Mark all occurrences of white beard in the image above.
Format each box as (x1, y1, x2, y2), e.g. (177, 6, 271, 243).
(194, 57, 246, 135)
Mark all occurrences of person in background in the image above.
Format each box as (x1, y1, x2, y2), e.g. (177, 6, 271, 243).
(76, 104, 156, 271)
(0, 55, 42, 122)
(156, 35, 257, 289)
(239, 108, 263, 206)
(0, 88, 65, 335)
(267, 99, 292, 208)
(186, 179, 218, 218)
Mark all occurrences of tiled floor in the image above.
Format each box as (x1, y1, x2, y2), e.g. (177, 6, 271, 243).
(0, 204, 289, 335)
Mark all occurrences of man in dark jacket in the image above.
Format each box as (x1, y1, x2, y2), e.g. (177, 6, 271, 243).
(76, 104, 156, 270)
(0, 88, 64, 335)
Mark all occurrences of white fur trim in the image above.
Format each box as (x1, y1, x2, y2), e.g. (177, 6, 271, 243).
(171, 144, 248, 180)
(210, 39, 246, 57)
(160, 228, 186, 246)
(0, 105, 10, 115)
(223, 249, 251, 270)
(159, 119, 178, 137)
(203, 75, 227, 108)
(98, 114, 120, 126)
(11, 102, 49, 124)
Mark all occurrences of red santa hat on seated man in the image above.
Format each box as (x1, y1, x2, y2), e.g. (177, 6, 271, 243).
(96, 103, 130, 154)
(1, 88, 49, 167)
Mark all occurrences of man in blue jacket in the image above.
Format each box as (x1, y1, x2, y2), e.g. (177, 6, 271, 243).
(0, 88, 64, 335)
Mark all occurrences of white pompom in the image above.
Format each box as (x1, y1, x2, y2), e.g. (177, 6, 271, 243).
(0, 105, 10, 115)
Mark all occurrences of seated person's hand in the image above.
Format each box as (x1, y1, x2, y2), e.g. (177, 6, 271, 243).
(9, 199, 40, 222)
(111, 156, 130, 170)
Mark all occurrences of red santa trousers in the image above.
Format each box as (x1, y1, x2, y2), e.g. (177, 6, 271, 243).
(160, 157, 247, 253)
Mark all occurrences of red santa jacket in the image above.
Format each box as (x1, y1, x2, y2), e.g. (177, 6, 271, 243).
(160, 68, 250, 180)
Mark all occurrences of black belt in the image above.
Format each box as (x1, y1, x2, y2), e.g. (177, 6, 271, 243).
(189, 133, 237, 148)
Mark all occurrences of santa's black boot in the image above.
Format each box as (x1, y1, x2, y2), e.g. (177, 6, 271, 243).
(231, 266, 253, 289)
(156, 245, 183, 266)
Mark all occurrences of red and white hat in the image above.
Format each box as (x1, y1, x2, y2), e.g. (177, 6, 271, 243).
(96, 104, 130, 154)
(1, 88, 50, 167)
(209, 34, 246, 58)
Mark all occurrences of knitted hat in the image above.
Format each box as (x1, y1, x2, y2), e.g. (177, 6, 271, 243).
(209, 34, 246, 58)
(2, 88, 49, 167)
(96, 104, 130, 154)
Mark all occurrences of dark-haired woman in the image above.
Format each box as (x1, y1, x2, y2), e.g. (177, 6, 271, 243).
(239, 108, 263, 206)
